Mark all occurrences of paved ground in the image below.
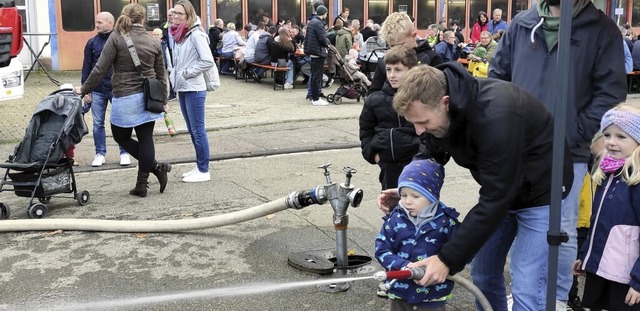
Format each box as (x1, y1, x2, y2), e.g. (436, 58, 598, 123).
(0, 70, 628, 310)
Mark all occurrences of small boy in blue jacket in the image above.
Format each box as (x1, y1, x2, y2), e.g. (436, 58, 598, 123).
(375, 159, 459, 310)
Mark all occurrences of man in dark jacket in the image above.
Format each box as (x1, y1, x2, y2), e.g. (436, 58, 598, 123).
(208, 18, 224, 57)
(81, 12, 129, 167)
(251, 26, 277, 83)
(368, 12, 443, 95)
(382, 63, 573, 311)
(303, 5, 330, 106)
(489, 0, 626, 308)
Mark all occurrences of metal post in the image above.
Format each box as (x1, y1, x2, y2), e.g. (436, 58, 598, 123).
(546, 0, 573, 309)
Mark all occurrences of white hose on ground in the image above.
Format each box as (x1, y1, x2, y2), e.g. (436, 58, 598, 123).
(0, 197, 290, 232)
(448, 274, 493, 311)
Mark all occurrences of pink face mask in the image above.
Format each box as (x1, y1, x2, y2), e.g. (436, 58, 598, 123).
(600, 153, 626, 173)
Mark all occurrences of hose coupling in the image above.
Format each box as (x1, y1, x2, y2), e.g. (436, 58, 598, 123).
(285, 187, 327, 209)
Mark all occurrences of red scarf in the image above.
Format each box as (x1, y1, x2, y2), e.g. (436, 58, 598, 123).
(169, 22, 189, 43)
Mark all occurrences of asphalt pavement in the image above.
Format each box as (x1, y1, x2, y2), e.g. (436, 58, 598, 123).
(0, 70, 630, 310)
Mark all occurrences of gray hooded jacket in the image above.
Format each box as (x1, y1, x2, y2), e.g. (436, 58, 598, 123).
(489, 3, 626, 163)
(171, 19, 215, 92)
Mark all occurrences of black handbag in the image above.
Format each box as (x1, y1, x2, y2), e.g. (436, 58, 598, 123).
(123, 34, 165, 113)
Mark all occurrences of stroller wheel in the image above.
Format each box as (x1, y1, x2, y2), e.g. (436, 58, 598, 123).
(38, 196, 51, 204)
(333, 95, 342, 105)
(77, 190, 90, 206)
(0, 203, 10, 220)
(27, 203, 47, 219)
(326, 94, 334, 103)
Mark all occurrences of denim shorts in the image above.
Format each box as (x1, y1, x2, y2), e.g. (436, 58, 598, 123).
(110, 92, 163, 128)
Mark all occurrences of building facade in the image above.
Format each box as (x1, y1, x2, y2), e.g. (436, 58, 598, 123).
(14, 0, 635, 70)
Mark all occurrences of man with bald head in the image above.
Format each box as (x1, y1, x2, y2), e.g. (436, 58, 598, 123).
(81, 12, 130, 167)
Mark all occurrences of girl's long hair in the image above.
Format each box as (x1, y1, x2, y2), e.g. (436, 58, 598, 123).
(278, 28, 294, 51)
(115, 3, 145, 34)
(593, 103, 640, 186)
(476, 11, 488, 26)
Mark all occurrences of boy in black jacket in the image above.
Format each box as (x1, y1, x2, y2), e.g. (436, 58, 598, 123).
(359, 46, 421, 190)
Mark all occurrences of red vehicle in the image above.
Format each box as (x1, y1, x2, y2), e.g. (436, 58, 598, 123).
(0, 0, 23, 68)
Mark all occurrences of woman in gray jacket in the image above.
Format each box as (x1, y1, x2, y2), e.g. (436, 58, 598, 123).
(79, 3, 171, 197)
(170, 0, 215, 183)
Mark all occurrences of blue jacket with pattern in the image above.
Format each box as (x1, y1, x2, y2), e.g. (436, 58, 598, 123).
(375, 202, 460, 307)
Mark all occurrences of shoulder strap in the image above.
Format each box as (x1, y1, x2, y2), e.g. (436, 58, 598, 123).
(123, 33, 144, 78)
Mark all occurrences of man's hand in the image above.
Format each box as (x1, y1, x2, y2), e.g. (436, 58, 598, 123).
(73, 86, 82, 95)
(82, 93, 92, 104)
(377, 188, 399, 214)
(571, 260, 585, 276)
(407, 255, 450, 286)
(626, 287, 640, 306)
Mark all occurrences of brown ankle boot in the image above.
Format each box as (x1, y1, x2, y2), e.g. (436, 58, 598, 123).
(151, 162, 172, 193)
(130, 171, 149, 197)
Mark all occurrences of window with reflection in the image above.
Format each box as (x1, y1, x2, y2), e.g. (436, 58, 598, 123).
(217, 0, 243, 30)
(394, 0, 414, 17)
(139, 0, 167, 30)
(368, 0, 389, 24)
(248, 0, 273, 26)
(448, 0, 466, 28)
(490, 0, 508, 21)
(101, 0, 130, 22)
(633, 0, 640, 26)
(342, 0, 364, 25)
(614, 0, 629, 25)
(61, 0, 94, 31)
(417, 0, 437, 29)
(305, 0, 314, 23)
(470, 0, 488, 25)
(511, 0, 529, 20)
(277, 0, 301, 26)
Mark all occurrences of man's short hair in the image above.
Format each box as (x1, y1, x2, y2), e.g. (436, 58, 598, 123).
(380, 12, 414, 44)
(257, 21, 266, 30)
(267, 26, 277, 35)
(443, 31, 455, 40)
(393, 65, 447, 115)
(384, 46, 418, 68)
(480, 30, 491, 38)
(493, 8, 502, 14)
(215, 18, 224, 27)
(428, 24, 439, 31)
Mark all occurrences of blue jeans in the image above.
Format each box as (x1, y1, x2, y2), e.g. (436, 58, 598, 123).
(556, 163, 586, 303)
(220, 51, 235, 73)
(471, 205, 554, 311)
(178, 91, 209, 172)
(90, 91, 126, 156)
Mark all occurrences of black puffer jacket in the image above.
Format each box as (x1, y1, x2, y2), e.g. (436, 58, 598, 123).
(417, 62, 574, 274)
(368, 41, 444, 95)
(303, 15, 329, 58)
(359, 82, 421, 186)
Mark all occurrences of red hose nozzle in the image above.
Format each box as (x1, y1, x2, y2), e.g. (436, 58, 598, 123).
(372, 267, 426, 281)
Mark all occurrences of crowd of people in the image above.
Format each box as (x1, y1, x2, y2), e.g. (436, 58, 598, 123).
(71, 1, 639, 311)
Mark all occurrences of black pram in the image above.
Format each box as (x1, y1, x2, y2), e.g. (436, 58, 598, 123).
(0, 89, 90, 219)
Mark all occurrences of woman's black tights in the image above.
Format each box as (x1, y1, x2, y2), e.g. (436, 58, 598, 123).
(111, 121, 155, 173)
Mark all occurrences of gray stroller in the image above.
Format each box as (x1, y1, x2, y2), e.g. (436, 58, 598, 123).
(0, 89, 90, 219)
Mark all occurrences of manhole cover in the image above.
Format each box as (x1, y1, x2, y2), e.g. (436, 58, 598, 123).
(287, 252, 334, 275)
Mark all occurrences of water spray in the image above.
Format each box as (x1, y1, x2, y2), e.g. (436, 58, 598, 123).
(373, 267, 494, 311)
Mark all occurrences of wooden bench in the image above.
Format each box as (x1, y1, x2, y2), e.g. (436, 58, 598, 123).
(246, 63, 290, 90)
(628, 71, 640, 94)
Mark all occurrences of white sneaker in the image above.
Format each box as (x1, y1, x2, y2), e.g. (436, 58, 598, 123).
(284, 83, 293, 89)
(119, 153, 131, 166)
(91, 154, 105, 167)
(181, 167, 199, 178)
(182, 171, 211, 183)
(311, 98, 329, 106)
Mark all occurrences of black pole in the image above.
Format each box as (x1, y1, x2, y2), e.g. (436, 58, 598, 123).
(546, 0, 573, 309)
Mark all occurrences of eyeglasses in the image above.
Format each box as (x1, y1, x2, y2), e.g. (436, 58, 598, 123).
(173, 12, 186, 16)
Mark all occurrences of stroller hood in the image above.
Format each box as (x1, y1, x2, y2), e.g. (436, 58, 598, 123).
(10, 91, 88, 166)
